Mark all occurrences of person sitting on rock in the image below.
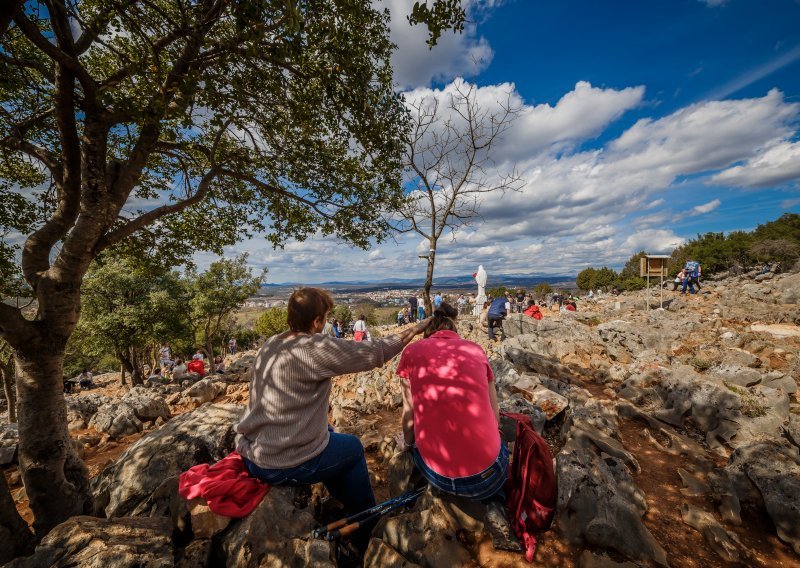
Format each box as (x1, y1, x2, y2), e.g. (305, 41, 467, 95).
(523, 300, 543, 320)
(187, 358, 206, 378)
(396, 302, 507, 502)
(213, 355, 226, 374)
(78, 369, 93, 389)
(234, 287, 430, 553)
(172, 359, 187, 381)
(147, 368, 165, 383)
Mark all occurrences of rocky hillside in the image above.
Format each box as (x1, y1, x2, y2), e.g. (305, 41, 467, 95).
(2, 271, 799, 567)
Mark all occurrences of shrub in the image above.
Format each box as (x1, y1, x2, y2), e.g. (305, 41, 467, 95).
(254, 308, 289, 338)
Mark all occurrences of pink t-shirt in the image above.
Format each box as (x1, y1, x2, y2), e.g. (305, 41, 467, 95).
(396, 330, 500, 478)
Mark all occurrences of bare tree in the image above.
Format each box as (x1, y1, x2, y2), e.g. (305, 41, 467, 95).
(398, 80, 523, 312)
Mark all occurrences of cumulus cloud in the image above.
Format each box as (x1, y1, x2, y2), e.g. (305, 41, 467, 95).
(207, 83, 800, 282)
(383, 0, 496, 88)
(709, 141, 800, 188)
(623, 230, 686, 253)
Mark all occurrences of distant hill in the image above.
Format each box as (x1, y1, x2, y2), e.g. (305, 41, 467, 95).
(260, 273, 576, 292)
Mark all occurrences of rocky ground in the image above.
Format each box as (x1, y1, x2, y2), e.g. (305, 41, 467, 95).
(1, 270, 799, 567)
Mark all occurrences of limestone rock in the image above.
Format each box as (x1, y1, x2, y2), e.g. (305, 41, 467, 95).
(65, 394, 112, 427)
(218, 485, 335, 567)
(184, 379, 226, 405)
(89, 402, 142, 439)
(364, 538, 421, 567)
(4, 516, 173, 568)
(725, 441, 800, 554)
(556, 448, 668, 567)
(0, 423, 18, 466)
(91, 403, 243, 518)
(187, 498, 232, 538)
(121, 386, 171, 422)
(680, 503, 745, 563)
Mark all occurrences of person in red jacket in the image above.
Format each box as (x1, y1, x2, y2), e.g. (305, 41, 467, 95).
(523, 301, 543, 320)
(187, 358, 206, 377)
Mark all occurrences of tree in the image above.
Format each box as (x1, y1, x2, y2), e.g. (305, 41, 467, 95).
(750, 239, 800, 265)
(254, 307, 290, 338)
(331, 304, 354, 326)
(398, 80, 523, 313)
(533, 282, 553, 298)
(187, 256, 262, 358)
(72, 255, 191, 385)
(487, 286, 511, 299)
(576, 267, 616, 291)
(0, 0, 426, 535)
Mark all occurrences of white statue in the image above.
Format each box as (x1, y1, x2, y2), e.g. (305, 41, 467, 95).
(473, 265, 487, 316)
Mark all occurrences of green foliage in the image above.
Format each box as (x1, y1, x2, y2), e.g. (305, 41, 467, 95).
(186, 255, 263, 354)
(533, 283, 553, 297)
(0, 0, 425, 289)
(487, 286, 511, 299)
(690, 357, 712, 372)
(254, 308, 289, 338)
(408, 1, 466, 47)
(69, 253, 193, 376)
(612, 252, 647, 291)
(331, 304, 354, 324)
(667, 214, 800, 275)
(576, 267, 617, 291)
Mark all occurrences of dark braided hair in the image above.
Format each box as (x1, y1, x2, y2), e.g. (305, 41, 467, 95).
(424, 302, 458, 338)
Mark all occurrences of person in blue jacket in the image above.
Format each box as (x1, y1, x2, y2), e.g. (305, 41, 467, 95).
(487, 295, 510, 341)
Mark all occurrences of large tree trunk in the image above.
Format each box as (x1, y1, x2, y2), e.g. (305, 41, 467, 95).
(15, 345, 92, 538)
(125, 348, 143, 386)
(0, 469, 35, 563)
(0, 363, 16, 423)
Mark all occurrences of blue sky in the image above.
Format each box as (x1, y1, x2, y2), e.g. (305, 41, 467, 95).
(213, 0, 800, 282)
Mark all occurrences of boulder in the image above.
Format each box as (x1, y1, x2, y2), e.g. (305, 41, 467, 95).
(776, 272, 800, 304)
(556, 448, 668, 567)
(89, 402, 142, 439)
(121, 386, 171, 422)
(217, 485, 335, 567)
(725, 441, 800, 554)
(184, 379, 226, 405)
(4, 516, 173, 568)
(65, 393, 112, 430)
(364, 538, 421, 567)
(91, 403, 243, 518)
(0, 423, 18, 466)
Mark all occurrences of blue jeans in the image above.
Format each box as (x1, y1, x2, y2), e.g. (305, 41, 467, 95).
(243, 432, 376, 517)
(681, 278, 696, 294)
(488, 316, 505, 340)
(411, 444, 509, 501)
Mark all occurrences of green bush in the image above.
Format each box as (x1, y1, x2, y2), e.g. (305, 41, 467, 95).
(254, 308, 289, 338)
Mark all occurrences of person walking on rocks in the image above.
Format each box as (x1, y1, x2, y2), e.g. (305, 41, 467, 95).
(487, 296, 509, 341)
(235, 288, 429, 553)
(396, 302, 507, 501)
(408, 295, 418, 323)
(228, 337, 237, 355)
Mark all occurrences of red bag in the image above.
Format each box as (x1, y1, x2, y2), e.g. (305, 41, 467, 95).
(503, 412, 557, 562)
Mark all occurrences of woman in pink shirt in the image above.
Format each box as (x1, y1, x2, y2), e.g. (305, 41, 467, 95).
(396, 303, 507, 500)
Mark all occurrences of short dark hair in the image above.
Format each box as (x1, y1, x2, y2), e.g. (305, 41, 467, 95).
(424, 302, 458, 338)
(288, 288, 334, 332)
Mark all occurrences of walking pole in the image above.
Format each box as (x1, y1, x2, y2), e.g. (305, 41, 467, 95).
(312, 487, 425, 540)
(324, 488, 426, 541)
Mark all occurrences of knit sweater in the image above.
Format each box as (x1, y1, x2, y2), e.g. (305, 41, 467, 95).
(235, 331, 404, 469)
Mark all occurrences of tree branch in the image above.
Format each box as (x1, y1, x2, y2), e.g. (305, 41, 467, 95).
(96, 167, 221, 251)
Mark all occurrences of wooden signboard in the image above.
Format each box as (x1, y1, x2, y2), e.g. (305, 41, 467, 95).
(640, 256, 669, 278)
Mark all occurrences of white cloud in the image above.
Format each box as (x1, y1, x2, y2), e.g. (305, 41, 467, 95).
(690, 199, 722, 215)
(204, 85, 800, 282)
(383, 0, 496, 88)
(698, 0, 727, 6)
(623, 230, 686, 254)
(709, 140, 800, 188)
